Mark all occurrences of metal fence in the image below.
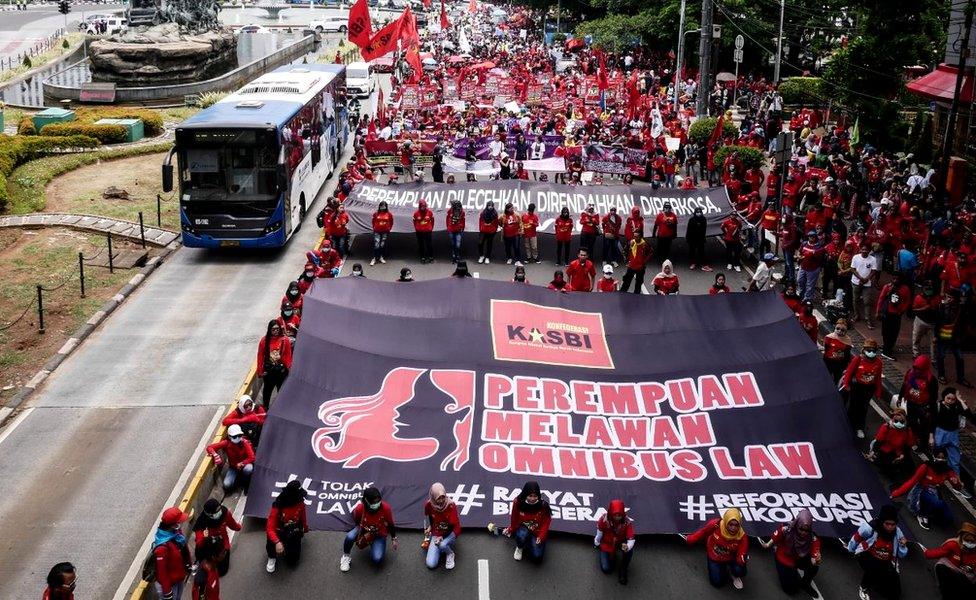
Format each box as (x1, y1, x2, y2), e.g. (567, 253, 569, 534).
(0, 28, 67, 74)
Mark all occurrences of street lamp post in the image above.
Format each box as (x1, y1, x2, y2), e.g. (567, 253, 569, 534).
(674, 0, 686, 108)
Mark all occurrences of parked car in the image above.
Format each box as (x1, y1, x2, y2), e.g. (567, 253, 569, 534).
(345, 61, 375, 98)
(308, 16, 348, 33)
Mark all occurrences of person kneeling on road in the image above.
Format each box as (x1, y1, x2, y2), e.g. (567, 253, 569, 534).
(424, 482, 461, 570)
(762, 508, 822, 598)
(595, 499, 635, 585)
(265, 480, 308, 573)
(686, 508, 749, 589)
(924, 522, 976, 600)
(222, 395, 266, 448)
(341, 487, 398, 572)
(504, 481, 552, 564)
(206, 424, 255, 494)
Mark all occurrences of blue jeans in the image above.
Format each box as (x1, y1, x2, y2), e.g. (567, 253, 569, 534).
(912, 486, 954, 526)
(425, 532, 457, 569)
(223, 463, 253, 491)
(797, 267, 821, 301)
(599, 548, 634, 574)
(153, 581, 184, 600)
(373, 232, 388, 259)
(706, 557, 746, 587)
(935, 428, 962, 475)
(514, 524, 546, 563)
(449, 232, 463, 261)
(783, 251, 796, 282)
(935, 339, 966, 381)
(342, 527, 388, 564)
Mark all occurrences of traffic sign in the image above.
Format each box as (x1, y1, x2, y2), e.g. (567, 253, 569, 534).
(735, 34, 744, 50)
(733, 49, 743, 63)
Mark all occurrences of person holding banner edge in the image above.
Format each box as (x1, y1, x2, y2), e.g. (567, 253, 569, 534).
(686, 507, 749, 589)
(594, 499, 635, 585)
(503, 481, 552, 563)
(340, 487, 399, 572)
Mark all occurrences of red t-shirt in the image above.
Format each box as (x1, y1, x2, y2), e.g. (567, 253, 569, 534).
(597, 277, 618, 292)
(501, 212, 521, 237)
(554, 216, 574, 242)
(352, 501, 397, 538)
(521, 212, 539, 238)
(413, 209, 435, 232)
(654, 212, 678, 238)
(372, 211, 394, 233)
(580, 211, 600, 234)
(566, 259, 596, 291)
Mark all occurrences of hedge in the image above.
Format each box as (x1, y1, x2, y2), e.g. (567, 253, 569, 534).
(17, 117, 36, 136)
(0, 133, 102, 211)
(713, 144, 765, 171)
(74, 107, 164, 137)
(688, 117, 739, 145)
(778, 77, 823, 106)
(40, 123, 129, 144)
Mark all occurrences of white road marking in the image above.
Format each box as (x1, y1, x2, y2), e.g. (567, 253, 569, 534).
(110, 407, 224, 600)
(478, 559, 490, 600)
(809, 580, 824, 600)
(0, 407, 34, 447)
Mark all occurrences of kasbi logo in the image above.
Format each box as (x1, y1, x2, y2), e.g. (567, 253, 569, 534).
(490, 299, 614, 369)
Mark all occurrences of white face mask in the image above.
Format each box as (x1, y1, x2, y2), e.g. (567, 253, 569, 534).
(963, 541, 976, 550)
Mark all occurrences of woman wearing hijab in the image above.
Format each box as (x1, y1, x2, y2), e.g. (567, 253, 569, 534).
(193, 498, 241, 576)
(841, 338, 884, 439)
(478, 200, 500, 264)
(446, 199, 466, 264)
(548, 270, 571, 292)
(281, 281, 304, 316)
(451, 261, 473, 278)
(503, 481, 552, 563)
(594, 499, 635, 585)
(398, 268, 414, 282)
(890, 446, 963, 530)
(265, 480, 308, 573)
(341, 487, 398, 571)
(924, 522, 976, 599)
(847, 504, 908, 600)
(651, 260, 680, 295)
(424, 482, 461, 570)
(256, 320, 292, 408)
(900, 355, 939, 452)
(763, 509, 821, 596)
(687, 508, 749, 588)
(822, 318, 853, 385)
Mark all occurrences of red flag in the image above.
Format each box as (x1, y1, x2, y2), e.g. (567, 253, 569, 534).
(468, 0, 476, 14)
(707, 113, 726, 147)
(440, 0, 449, 30)
(400, 6, 420, 46)
(360, 16, 402, 61)
(347, 0, 373, 48)
(405, 44, 423, 82)
(377, 87, 386, 123)
(626, 72, 640, 119)
(596, 50, 609, 92)
(422, 0, 431, 7)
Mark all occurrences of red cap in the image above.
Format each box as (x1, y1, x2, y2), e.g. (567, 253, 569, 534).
(160, 507, 188, 527)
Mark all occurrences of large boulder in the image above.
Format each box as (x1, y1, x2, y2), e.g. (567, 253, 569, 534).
(89, 24, 238, 86)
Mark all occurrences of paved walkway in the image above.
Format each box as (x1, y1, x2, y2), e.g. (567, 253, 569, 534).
(0, 212, 179, 247)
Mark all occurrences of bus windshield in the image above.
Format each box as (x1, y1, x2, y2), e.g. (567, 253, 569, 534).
(179, 129, 280, 201)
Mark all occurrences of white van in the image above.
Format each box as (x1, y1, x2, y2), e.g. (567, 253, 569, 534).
(345, 61, 375, 98)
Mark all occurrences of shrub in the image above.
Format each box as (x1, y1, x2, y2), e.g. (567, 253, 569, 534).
(196, 91, 228, 108)
(22, 55, 31, 69)
(688, 117, 738, 145)
(713, 144, 765, 171)
(75, 107, 164, 136)
(0, 170, 7, 211)
(40, 123, 129, 144)
(17, 117, 36, 136)
(778, 77, 823, 106)
(62, 38, 70, 49)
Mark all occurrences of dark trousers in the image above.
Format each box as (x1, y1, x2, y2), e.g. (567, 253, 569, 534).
(504, 235, 520, 261)
(857, 553, 901, 599)
(706, 557, 746, 587)
(620, 267, 645, 294)
(266, 533, 303, 567)
(824, 357, 847, 385)
(725, 240, 741, 266)
(416, 231, 433, 260)
(688, 239, 706, 266)
(774, 555, 818, 595)
(556, 241, 571, 265)
(331, 234, 350, 258)
(846, 382, 874, 432)
(216, 550, 231, 576)
(599, 548, 634, 575)
(478, 233, 496, 259)
(262, 368, 288, 407)
(580, 232, 597, 257)
(907, 403, 932, 452)
(935, 561, 976, 600)
(881, 313, 902, 355)
(657, 237, 674, 262)
(514, 525, 546, 563)
(603, 237, 622, 264)
(822, 259, 839, 298)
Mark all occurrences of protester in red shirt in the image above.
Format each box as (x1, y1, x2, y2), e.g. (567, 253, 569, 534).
(521, 203, 540, 263)
(652, 260, 680, 295)
(625, 206, 644, 242)
(547, 270, 572, 292)
(153, 507, 191, 600)
(43, 563, 76, 600)
(797, 301, 818, 343)
(924, 522, 976, 599)
(600, 207, 623, 266)
(266, 480, 308, 573)
(477, 200, 501, 264)
(423, 482, 460, 570)
(900, 355, 938, 452)
(341, 487, 399, 571)
(709, 272, 731, 294)
(257, 320, 292, 408)
(192, 498, 241, 576)
(554, 207, 575, 266)
(595, 499, 635, 585)
(841, 338, 884, 438)
(413, 199, 435, 263)
(653, 202, 679, 262)
(329, 204, 351, 258)
(371, 201, 393, 266)
(446, 199, 466, 264)
(503, 481, 552, 564)
(867, 408, 917, 477)
(579, 203, 600, 257)
(620, 236, 652, 294)
(822, 319, 853, 384)
(276, 301, 301, 339)
(566, 249, 597, 292)
(191, 542, 221, 600)
(686, 508, 749, 589)
(597, 264, 618, 292)
(282, 281, 304, 316)
(875, 274, 911, 358)
(206, 423, 255, 492)
(501, 203, 522, 265)
(721, 214, 742, 272)
(890, 447, 962, 529)
(761, 509, 821, 596)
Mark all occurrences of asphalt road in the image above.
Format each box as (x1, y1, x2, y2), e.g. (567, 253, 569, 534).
(0, 4, 122, 62)
(217, 233, 966, 600)
(0, 145, 351, 599)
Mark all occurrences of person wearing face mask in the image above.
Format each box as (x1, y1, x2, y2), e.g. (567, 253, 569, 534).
(597, 264, 618, 292)
(349, 263, 366, 278)
(276, 301, 301, 341)
(847, 504, 908, 600)
(932, 387, 975, 487)
(503, 481, 552, 563)
(446, 199, 466, 264)
(686, 508, 749, 589)
(193, 498, 241, 576)
(624, 206, 644, 243)
(265, 480, 308, 573)
(601, 206, 623, 267)
(297, 264, 318, 294)
(875, 274, 911, 359)
(257, 320, 292, 408)
(891, 445, 963, 529)
(478, 200, 500, 264)
(841, 339, 884, 438)
(43, 562, 76, 600)
(281, 281, 303, 316)
(867, 408, 917, 477)
(900, 355, 938, 453)
(554, 207, 574, 266)
(413, 199, 435, 264)
(924, 522, 976, 599)
(652, 202, 678, 263)
(423, 482, 461, 570)
(152, 507, 192, 600)
(822, 319, 853, 384)
(548, 270, 571, 292)
(222, 395, 266, 447)
(686, 206, 708, 271)
(206, 424, 255, 493)
(594, 499, 635, 585)
(512, 265, 529, 284)
(652, 260, 680, 295)
(341, 487, 398, 571)
(371, 200, 394, 266)
(398, 268, 414, 282)
(579, 203, 600, 258)
(762, 509, 822, 597)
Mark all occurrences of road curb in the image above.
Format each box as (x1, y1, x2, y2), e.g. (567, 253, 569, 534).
(0, 242, 180, 425)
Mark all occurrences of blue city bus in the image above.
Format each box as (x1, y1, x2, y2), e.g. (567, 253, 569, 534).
(162, 64, 349, 248)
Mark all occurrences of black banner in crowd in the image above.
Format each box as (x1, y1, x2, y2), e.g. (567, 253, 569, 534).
(343, 180, 735, 237)
(246, 279, 889, 537)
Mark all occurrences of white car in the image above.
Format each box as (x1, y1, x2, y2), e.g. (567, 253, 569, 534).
(345, 61, 374, 98)
(308, 17, 348, 34)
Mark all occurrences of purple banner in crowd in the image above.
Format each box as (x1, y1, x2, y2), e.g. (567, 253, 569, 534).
(245, 279, 889, 537)
(343, 180, 735, 237)
(582, 143, 649, 176)
(451, 135, 564, 160)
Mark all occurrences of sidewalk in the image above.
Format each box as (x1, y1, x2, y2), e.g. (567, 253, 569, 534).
(0, 212, 179, 247)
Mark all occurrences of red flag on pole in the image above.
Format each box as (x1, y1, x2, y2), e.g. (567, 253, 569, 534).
(400, 6, 420, 46)
(405, 44, 423, 82)
(468, 0, 476, 14)
(360, 16, 403, 61)
(706, 113, 725, 171)
(596, 50, 609, 91)
(626, 72, 640, 119)
(440, 0, 449, 30)
(347, 0, 373, 48)
(422, 0, 431, 7)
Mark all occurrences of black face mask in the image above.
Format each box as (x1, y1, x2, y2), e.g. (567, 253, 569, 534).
(515, 275, 525, 282)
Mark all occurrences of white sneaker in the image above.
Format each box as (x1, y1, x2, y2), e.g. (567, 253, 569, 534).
(370, 258, 376, 266)
(445, 552, 456, 570)
(513, 547, 523, 561)
(506, 259, 513, 265)
(734, 265, 741, 272)
(478, 256, 485, 264)
(732, 576, 744, 590)
(379, 256, 386, 264)
(339, 554, 351, 572)
(266, 557, 276, 573)
(727, 264, 733, 270)
(484, 258, 490, 264)
(856, 429, 865, 439)
(515, 261, 523, 267)
(858, 586, 870, 600)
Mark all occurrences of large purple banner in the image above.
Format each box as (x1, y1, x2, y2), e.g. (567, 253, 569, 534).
(451, 135, 564, 160)
(343, 180, 735, 237)
(246, 280, 889, 537)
